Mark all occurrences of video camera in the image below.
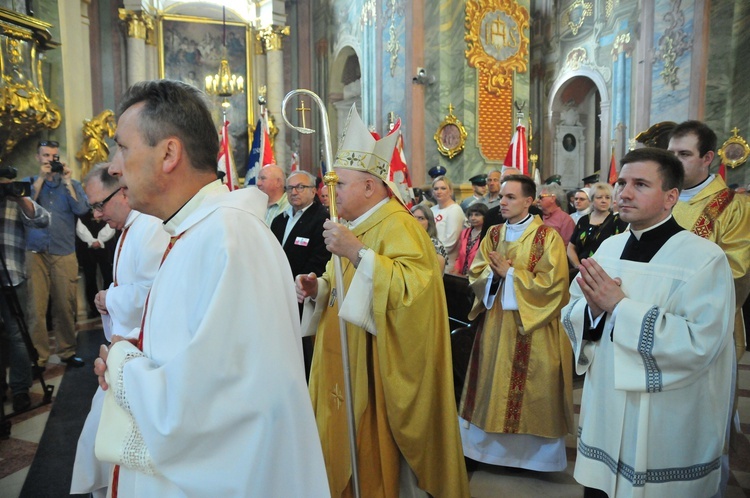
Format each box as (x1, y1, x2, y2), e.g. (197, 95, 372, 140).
(50, 154, 64, 174)
(0, 165, 31, 199)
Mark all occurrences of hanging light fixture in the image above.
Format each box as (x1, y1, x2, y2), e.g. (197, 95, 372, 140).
(205, 6, 244, 103)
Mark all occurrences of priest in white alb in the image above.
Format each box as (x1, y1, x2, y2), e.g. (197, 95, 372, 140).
(563, 148, 735, 498)
(93, 80, 329, 497)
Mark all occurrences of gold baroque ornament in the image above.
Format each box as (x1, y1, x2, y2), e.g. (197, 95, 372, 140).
(76, 110, 116, 178)
(718, 127, 750, 169)
(465, 0, 529, 95)
(434, 104, 468, 159)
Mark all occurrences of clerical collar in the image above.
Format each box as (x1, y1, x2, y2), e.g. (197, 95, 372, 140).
(620, 216, 684, 263)
(506, 213, 532, 230)
(630, 215, 674, 240)
(163, 179, 224, 234)
(123, 209, 140, 229)
(348, 197, 388, 229)
(679, 174, 713, 202)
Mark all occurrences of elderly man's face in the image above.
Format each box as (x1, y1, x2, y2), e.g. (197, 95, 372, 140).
(537, 190, 558, 215)
(334, 168, 370, 221)
(286, 173, 316, 210)
(85, 177, 130, 230)
(486, 171, 501, 194)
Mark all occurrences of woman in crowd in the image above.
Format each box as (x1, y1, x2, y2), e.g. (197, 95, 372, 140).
(430, 175, 466, 270)
(451, 202, 488, 276)
(411, 204, 447, 273)
(567, 182, 628, 277)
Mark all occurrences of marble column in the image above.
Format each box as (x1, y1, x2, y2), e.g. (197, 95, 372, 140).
(258, 26, 290, 170)
(118, 9, 147, 86)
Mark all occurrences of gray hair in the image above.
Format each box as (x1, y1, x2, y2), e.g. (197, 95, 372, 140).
(84, 162, 119, 190)
(539, 183, 566, 207)
(287, 170, 317, 187)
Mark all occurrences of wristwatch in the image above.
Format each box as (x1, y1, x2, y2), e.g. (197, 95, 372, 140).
(354, 246, 368, 268)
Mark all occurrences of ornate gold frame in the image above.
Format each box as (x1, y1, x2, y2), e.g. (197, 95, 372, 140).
(157, 13, 253, 166)
(718, 127, 750, 169)
(465, 0, 530, 94)
(434, 105, 467, 159)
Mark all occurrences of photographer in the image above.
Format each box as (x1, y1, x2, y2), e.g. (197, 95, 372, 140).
(23, 140, 89, 368)
(0, 167, 50, 412)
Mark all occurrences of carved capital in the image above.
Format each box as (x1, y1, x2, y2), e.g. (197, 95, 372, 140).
(143, 13, 157, 46)
(256, 25, 290, 52)
(118, 9, 147, 40)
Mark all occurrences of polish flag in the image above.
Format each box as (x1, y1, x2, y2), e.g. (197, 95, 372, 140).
(218, 120, 240, 191)
(503, 120, 528, 176)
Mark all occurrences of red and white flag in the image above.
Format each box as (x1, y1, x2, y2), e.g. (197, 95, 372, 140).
(218, 120, 240, 191)
(503, 120, 528, 176)
(290, 151, 299, 173)
(389, 131, 413, 207)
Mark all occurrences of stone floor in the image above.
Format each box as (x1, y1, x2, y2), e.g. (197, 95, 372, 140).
(1, 318, 749, 497)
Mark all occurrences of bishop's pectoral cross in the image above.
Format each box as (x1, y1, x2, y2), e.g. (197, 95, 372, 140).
(296, 99, 311, 128)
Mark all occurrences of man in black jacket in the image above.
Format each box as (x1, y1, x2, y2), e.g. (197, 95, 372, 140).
(271, 170, 330, 378)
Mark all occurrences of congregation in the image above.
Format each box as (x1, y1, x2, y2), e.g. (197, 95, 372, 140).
(1, 80, 748, 498)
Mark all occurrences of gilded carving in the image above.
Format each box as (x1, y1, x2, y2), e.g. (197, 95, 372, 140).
(386, 22, 399, 77)
(611, 32, 632, 59)
(143, 14, 157, 46)
(118, 9, 147, 40)
(76, 110, 117, 178)
(564, 0, 593, 37)
(465, 0, 530, 95)
(0, 11, 61, 159)
(256, 25, 290, 52)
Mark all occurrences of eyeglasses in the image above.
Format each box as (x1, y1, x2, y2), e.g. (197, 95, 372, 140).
(91, 187, 121, 212)
(537, 194, 555, 200)
(574, 197, 588, 201)
(38, 140, 59, 148)
(285, 184, 315, 193)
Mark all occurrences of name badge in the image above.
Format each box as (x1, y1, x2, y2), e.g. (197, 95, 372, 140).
(295, 237, 310, 247)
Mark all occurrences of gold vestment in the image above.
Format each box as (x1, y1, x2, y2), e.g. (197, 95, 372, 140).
(309, 199, 470, 498)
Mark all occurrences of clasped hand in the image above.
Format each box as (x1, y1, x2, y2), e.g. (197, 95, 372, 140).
(488, 251, 512, 279)
(94, 335, 137, 391)
(576, 258, 624, 317)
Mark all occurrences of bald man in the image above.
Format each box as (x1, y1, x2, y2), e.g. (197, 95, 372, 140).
(256, 164, 289, 225)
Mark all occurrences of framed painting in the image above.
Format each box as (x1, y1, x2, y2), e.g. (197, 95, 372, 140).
(158, 14, 253, 174)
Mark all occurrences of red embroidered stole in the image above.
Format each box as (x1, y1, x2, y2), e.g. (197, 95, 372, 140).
(692, 188, 734, 239)
(461, 224, 550, 432)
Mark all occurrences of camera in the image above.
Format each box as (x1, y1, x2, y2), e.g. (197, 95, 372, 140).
(50, 154, 64, 174)
(0, 165, 18, 179)
(0, 181, 31, 199)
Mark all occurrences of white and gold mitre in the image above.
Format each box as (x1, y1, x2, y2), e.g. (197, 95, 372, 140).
(334, 104, 405, 204)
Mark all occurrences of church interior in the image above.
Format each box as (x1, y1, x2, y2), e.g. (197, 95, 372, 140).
(1, 0, 749, 496)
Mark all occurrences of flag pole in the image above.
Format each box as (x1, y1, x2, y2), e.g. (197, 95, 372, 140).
(281, 89, 361, 498)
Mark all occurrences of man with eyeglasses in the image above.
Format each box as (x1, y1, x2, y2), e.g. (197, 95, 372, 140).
(256, 163, 289, 225)
(271, 170, 330, 378)
(71, 162, 169, 498)
(537, 183, 575, 245)
(23, 139, 89, 368)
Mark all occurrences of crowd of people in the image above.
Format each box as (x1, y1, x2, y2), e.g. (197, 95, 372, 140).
(0, 79, 747, 498)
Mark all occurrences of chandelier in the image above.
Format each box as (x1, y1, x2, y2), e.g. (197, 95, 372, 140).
(205, 6, 244, 104)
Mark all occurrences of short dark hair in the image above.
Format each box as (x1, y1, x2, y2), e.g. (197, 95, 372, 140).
(669, 120, 717, 157)
(501, 174, 536, 199)
(37, 140, 59, 152)
(466, 202, 488, 217)
(84, 162, 119, 189)
(118, 80, 219, 173)
(620, 147, 684, 192)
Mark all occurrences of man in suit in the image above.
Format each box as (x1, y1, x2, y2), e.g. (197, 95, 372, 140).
(271, 170, 330, 378)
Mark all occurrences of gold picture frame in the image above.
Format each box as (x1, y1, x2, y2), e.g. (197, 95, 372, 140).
(718, 127, 750, 169)
(434, 104, 468, 159)
(157, 13, 253, 172)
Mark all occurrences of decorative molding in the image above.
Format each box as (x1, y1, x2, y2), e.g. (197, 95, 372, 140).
(465, 0, 530, 95)
(611, 32, 633, 59)
(256, 25, 290, 52)
(118, 9, 147, 40)
(564, 47, 612, 82)
(143, 13, 157, 46)
(386, 21, 399, 77)
(360, 0, 377, 28)
(564, 0, 593, 37)
(654, 0, 691, 90)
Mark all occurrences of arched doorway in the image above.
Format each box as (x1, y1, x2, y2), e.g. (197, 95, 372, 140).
(329, 46, 362, 157)
(547, 71, 610, 188)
